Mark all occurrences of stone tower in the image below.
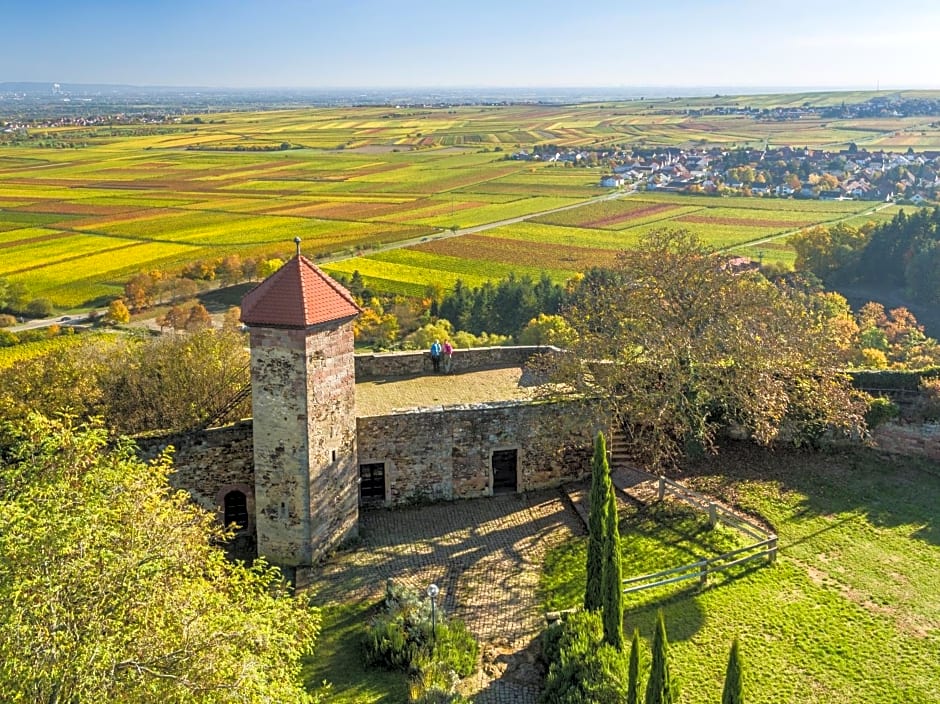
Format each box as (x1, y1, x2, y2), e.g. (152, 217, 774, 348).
(240, 247, 361, 568)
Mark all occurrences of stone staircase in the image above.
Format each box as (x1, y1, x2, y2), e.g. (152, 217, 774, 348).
(606, 426, 633, 472)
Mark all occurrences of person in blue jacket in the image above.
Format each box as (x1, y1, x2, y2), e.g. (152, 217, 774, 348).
(430, 339, 442, 372)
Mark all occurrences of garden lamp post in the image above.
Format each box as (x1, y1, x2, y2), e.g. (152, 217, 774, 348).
(427, 583, 439, 645)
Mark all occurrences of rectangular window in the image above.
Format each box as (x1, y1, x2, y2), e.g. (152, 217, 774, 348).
(359, 462, 386, 503)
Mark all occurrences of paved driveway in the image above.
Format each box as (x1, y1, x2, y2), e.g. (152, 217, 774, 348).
(310, 489, 583, 703)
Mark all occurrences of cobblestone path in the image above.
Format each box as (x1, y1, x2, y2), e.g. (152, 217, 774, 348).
(310, 489, 584, 703)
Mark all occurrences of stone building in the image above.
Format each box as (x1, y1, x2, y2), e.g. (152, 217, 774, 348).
(140, 252, 590, 570)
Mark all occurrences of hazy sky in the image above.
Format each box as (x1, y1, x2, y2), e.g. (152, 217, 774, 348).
(4, 0, 940, 89)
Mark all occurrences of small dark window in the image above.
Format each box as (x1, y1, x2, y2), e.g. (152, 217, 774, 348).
(224, 490, 249, 530)
(359, 462, 385, 503)
(492, 449, 518, 493)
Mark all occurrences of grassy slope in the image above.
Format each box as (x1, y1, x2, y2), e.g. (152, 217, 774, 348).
(540, 444, 940, 703)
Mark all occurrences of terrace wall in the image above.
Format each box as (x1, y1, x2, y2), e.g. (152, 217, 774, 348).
(873, 422, 940, 461)
(354, 345, 561, 379)
(357, 399, 592, 506)
(135, 420, 255, 520)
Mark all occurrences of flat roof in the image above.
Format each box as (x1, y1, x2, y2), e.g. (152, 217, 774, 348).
(355, 366, 537, 417)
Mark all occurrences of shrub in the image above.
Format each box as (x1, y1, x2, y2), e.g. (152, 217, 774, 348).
(851, 367, 940, 392)
(865, 396, 899, 429)
(541, 610, 629, 704)
(601, 487, 623, 650)
(434, 618, 478, 678)
(408, 657, 471, 703)
(721, 638, 744, 704)
(584, 432, 609, 612)
(24, 298, 53, 318)
(644, 610, 679, 704)
(364, 580, 433, 675)
(0, 314, 15, 328)
(911, 378, 940, 422)
(363, 580, 478, 696)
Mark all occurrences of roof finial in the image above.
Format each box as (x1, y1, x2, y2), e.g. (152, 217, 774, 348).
(294, 236, 302, 256)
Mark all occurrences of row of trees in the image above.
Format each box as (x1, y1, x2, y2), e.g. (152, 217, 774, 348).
(791, 206, 940, 306)
(122, 255, 286, 312)
(0, 276, 56, 319)
(434, 273, 567, 338)
(543, 432, 744, 702)
(338, 269, 572, 350)
(852, 206, 940, 304)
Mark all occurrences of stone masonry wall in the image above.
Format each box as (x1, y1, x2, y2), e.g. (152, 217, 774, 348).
(355, 345, 561, 379)
(304, 322, 359, 559)
(357, 400, 592, 505)
(249, 321, 359, 567)
(135, 420, 255, 524)
(873, 422, 940, 461)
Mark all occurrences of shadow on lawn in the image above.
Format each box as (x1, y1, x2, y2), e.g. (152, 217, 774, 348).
(681, 439, 940, 547)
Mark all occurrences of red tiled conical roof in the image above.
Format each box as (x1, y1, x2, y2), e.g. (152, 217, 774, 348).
(240, 255, 361, 328)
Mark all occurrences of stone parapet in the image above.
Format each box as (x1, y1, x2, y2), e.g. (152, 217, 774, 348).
(354, 345, 561, 380)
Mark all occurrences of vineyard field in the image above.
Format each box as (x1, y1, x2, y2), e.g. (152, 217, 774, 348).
(0, 96, 930, 307)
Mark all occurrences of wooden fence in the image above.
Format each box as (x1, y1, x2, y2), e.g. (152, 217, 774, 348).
(621, 476, 777, 595)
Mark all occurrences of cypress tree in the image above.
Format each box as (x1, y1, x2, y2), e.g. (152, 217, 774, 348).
(584, 431, 609, 611)
(601, 484, 623, 649)
(627, 628, 641, 704)
(644, 611, 678, 704)
(721, 637, 744, 704)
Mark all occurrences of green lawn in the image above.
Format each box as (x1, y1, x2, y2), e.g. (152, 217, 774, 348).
(303, 601, 409, 704)
(540, 444, 940, 703)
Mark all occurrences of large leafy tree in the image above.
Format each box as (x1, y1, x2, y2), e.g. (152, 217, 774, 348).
(0, 416, 321, 703)
(552, 229, 867, 468)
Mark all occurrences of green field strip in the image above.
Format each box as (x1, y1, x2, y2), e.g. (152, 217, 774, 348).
(0, 231, 157, 276)
(411, 234, 618, 273)
(0, 210, 81, 227)
(72, 209, 413, 250)
(618, 219, 785, 248)
(319, 270, 427, 298)
(391, 195, 581, 228)
(443, 191, 533, 204)
(454, 181, 599, 198)
(0, 185, 90, 200)
(0, 226, 77, 247)
(480, 221, 642, 250)
(0, 335, 91, 370)
(367, 248, 573, 283)
(732, 242, 798, 268)
(670, 206, 820, 227)
(67, 193, 206, 207)
(323, 257, 494, 291)
(635, 192, 871, 214)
